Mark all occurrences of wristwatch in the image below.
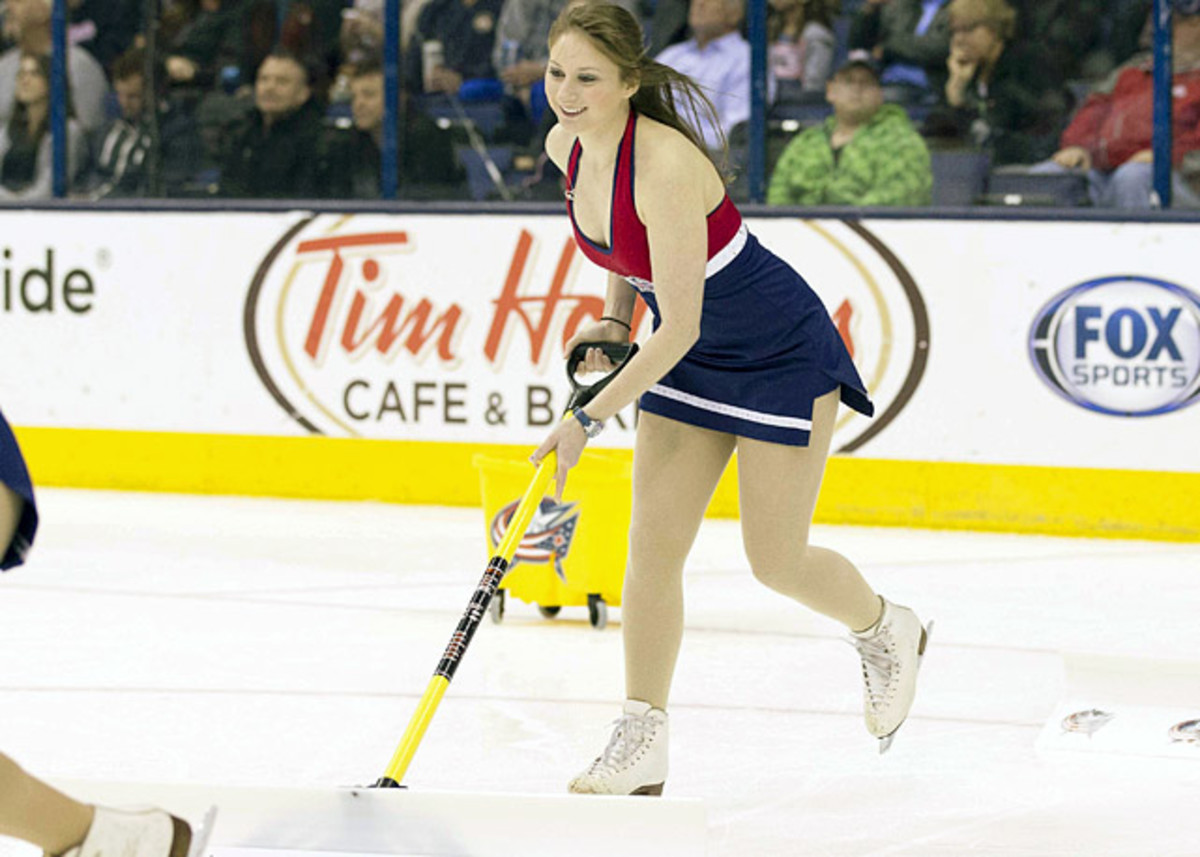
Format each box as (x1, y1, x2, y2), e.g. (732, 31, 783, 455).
(572, 408, 605, 439)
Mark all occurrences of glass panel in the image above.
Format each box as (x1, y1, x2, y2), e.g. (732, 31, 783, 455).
(0, 0, 1174, 208)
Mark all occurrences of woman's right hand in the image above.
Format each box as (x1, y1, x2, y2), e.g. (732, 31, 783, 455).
(564, 319, 631, 374)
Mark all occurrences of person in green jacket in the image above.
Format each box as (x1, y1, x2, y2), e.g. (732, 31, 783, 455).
(767, 59, 932, 206)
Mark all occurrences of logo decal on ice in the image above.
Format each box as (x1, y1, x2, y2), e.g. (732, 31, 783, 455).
(490, 497, 580, 580)
(1168, 719, 1200, 745)
(1060, 709, 1115, 737)
(1029, 276, 1200, 416)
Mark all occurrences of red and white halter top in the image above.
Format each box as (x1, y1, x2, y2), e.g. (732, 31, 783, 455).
(565, 109, 744, 283)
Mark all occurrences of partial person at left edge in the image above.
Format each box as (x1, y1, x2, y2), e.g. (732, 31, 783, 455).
(0, 0, 110, 133)
(0, 51, 86, 200)
(0, 406, 216, 857)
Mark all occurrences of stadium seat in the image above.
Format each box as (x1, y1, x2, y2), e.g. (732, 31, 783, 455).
(455, 144, 514, 200)
(929, 148, 991, 206)
(983, 166, 1090, 207)
(418, 93, 508, 140)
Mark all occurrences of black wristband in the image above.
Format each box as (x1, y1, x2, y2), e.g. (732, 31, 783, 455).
(600, 315, 631, 331)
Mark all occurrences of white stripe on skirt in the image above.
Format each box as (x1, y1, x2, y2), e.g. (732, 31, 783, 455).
(646, 383, 813, 431)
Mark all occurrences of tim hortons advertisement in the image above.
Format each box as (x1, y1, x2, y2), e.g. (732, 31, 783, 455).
(242, 213, 927, 452)
(6, 210, 1196, 472)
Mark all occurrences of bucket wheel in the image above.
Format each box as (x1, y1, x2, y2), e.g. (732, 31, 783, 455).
(587, 594, 607, 630)
(489, 588, 506, 624)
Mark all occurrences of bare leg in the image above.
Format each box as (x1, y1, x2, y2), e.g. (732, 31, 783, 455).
(1, 492, 94, 850)
(736, 390, 881, 632)
(0, 752, 94, 853)
(624, 413, 735, 709)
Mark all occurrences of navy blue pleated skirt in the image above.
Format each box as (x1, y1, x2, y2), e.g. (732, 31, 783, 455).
(1, 408, 38, 570)
(633, 230, 873, 446)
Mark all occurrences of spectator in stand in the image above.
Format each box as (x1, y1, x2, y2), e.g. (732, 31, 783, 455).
(492, 0, 638, 117)
(848, 0, 952, 103)
(87, 48, 204, 198)
(922, 0, 1070, 166)
(1039, 0, 1200, 208)
(233, 0, 344, 98)
(767, 58, 931, 205)
(219, 49, 325, 198)
(329, 0, 438, 105)
(768, 0, 840, 95)
(406, 0, 505, 95)
(159, 0, 244, 92)
(278, 1, 346, 89)
(321, 56, 464, 199)
(656, 0, 767, 150)
(0, 0, 108, 132)
(67, 0, 141, 71)
(0, 52, 86, 199)
(88, 47, 151, 197)
(331, 0, 383, 104)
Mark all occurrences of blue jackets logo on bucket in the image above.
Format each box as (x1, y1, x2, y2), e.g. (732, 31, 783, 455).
(490, 497, 579, 581)
(1029, 276, 1200, 416)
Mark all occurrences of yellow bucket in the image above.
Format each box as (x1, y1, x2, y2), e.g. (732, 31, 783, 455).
(473, 449, 631, 627)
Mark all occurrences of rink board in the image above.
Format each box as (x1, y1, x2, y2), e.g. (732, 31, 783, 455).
(13, 426, 1200, 541)
(49, 780, 707, 857)
(4, 210, 1199, 541)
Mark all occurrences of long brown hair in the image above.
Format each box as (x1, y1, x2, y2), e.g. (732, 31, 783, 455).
(7, 53, 55, 144)
(548, 1, 729, 176)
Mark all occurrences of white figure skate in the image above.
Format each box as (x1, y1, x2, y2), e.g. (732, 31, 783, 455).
(568, 699, 668, 795)
(850, 597, 932, 753)
(62, 805, 217, 857)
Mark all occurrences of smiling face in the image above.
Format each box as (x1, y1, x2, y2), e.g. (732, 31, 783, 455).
(545, 29, 638, 133)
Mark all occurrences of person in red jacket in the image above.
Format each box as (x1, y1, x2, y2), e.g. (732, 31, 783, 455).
(1043, 0, 1200, 208)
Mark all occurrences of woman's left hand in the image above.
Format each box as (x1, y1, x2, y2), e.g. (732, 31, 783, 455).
(530, 416, 588, 502)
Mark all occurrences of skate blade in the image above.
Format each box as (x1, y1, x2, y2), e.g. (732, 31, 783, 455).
(878, 619, 935, 756)
(186, 806, 218, 857)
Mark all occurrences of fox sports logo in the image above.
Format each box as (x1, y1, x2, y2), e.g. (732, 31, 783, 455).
(1029, 276, 1200, 416)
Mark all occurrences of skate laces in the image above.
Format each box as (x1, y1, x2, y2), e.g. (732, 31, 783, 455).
(850, 628, 896, 710)
(588, 711, 655, 776)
